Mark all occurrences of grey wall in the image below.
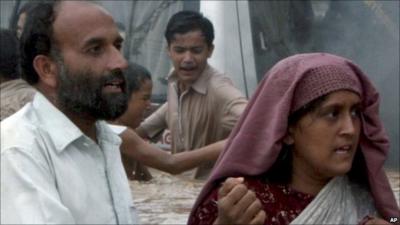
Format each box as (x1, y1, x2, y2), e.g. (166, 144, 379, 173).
(248, 0, 399, 170)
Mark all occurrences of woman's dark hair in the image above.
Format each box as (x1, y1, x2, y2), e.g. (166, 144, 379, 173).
(20, 1, 60, 85)
(0, 29, 19, 80)
(124, 63, 152, 97)
(347, 149, 369, 188)
(165, 10, 214, 47)
(263, 144, 293, 184)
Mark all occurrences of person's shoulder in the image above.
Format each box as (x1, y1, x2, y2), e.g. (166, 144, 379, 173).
(1, 104, 42, 154)
(0, 80, 36, 117)
(0, 79, 36, 95)
(208, 75, 246, 103)
(205, 67, 239, 91)
(0, 92, 35, 119)
(207, 67, 232, 83)
(1, 103, 36, 128)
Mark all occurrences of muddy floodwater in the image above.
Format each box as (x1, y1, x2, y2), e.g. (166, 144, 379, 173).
(130, 169, 205, 224)
(130, 169, 400, 224)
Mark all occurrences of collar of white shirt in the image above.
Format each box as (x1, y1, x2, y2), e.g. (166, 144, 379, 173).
(32, 92, 121, 153)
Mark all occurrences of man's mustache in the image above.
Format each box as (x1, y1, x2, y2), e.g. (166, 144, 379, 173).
(102, 69, 125, 84)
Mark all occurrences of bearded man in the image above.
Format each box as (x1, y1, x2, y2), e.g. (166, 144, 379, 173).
(1, 1, 137, 224)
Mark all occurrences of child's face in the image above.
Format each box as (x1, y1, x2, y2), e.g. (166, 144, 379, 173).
(119, 79, 152, 129)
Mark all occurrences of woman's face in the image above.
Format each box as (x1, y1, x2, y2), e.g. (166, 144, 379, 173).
(288, 90, 362, 183)
(119, 79, 152, 129)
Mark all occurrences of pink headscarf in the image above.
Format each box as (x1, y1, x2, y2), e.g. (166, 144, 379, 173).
(189, 53, 399, 222)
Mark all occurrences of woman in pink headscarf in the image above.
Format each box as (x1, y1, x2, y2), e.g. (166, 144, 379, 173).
(188, 53, 399, 225)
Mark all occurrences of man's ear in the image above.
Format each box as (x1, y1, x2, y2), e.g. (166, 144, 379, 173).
(33, 55, 58, 88)
(207, 44, 214, 58)
(166, 45, 172, 57)
(283, 126, 295, 145)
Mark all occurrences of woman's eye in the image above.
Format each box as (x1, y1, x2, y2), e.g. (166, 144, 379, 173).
(326, 110, 339, 118)
(351, 108, 361, 118)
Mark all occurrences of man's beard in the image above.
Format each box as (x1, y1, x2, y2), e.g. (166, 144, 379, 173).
(57, 63, 128, 120)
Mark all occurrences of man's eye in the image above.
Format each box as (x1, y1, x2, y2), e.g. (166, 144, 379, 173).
(191, 48, 203, 54)
(88, 46, 103, 55)
(115, 43, 122, 51)
(174, 48, 185, 53)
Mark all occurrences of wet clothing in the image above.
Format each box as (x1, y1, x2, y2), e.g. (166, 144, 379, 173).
(108, 124, 153, 181)
(188, 53, 399, 224)
(138, 65, 247, 179)
(1, 92, 138, 224)
(191, 175, 378, 225)
(191, 176, 314, 225)
(0, 79, 36, 121)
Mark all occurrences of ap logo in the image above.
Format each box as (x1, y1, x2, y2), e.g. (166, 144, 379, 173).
(389, 217, 398, 223)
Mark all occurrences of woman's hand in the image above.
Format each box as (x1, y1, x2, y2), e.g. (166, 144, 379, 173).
(213, 177, 265, 225)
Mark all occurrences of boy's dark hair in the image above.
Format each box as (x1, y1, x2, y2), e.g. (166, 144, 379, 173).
(164, 10, 214, 47)
(0, 29, 19, 80)
(19, 1, 60, 85)
(125, 63, 152, 97)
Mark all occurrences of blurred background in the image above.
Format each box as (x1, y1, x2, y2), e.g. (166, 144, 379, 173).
(1, 0, 398, 170)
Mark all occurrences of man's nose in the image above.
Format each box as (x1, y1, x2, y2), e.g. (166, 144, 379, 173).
(108, 48, 128, 70)
(182, 51, 194, 62)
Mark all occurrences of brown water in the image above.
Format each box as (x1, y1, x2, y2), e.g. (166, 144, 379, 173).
(130, 169, 400, 224)
(130, 169, 204, 224)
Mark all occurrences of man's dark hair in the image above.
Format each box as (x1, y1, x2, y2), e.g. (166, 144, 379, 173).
(20, 1, 60, 85)
(125, 62, 152, 96)
(164, 10, 214, 47)
(0, 29, 19, 80)
(10, 2, 37, 34)
(18, 2, 38, 17)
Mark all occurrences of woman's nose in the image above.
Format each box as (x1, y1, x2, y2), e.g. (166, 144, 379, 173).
(340, 114, 359, 136)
